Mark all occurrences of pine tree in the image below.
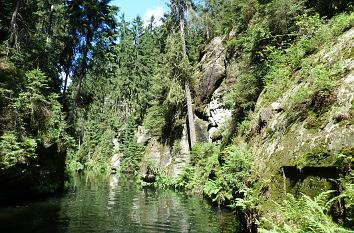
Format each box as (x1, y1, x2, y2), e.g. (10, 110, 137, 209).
(64, 0, 117, 123)
(171, 0, 197, 148)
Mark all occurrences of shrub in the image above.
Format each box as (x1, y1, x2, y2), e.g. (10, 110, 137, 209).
(259, 191, 350, 233)
(0, 131, 37, 169)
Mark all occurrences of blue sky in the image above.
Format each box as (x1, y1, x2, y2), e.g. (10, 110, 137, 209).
(110, 0, 169, 25)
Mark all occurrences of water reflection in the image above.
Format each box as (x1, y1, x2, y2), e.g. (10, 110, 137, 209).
(0, 196, 66, 233)
(0, 174, 243, 233)
(107, 175, 119, 210)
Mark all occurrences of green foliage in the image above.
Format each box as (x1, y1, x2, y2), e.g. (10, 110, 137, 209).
(159, 143, 220, 193)
(263, 11, 354, 104)
(238, 119, 252, 136)
(145, 159, 160, 176)
(0, 132, 37, 168)
(267, 0, 307, 36)
(119, 117, 144, 175)
(296, 13, 323, 36)
(143, 35, 187, 142)
(1, 1, 353, 231)
(259, 191, 350, 233)
(0, 69, 70, 169)
(143, 106, 166, 136)
(232, 187, 259, 212)
(203, 145, 253, 206)
(190, 142, 218, 165)
(214, 0, 259, 35)
(224, 74, 261, 139)
(339, 184, 354, 225)
(67, 13, 163, 173)
(204, 178, 232, 205)
(220, 146, 253, 191)
(66, 160, 84, 173)
(167, 143, 253, 207)
(224, 74, 260, 111)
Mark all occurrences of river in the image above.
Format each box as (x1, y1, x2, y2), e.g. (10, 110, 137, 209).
(0, 174, 243, 233)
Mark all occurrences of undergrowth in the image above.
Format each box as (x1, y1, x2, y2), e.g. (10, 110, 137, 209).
(259, 190, 353, 233)
(262, 11, 354, 105)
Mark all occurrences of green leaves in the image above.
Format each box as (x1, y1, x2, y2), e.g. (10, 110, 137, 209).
(0, 131, 37, 169)
(259, 191, 350, 233)
(0, 68, 69, 169)
(168, 143, 253, 207)
(26, 69, 50, 92)
(221, 145, 253, 190)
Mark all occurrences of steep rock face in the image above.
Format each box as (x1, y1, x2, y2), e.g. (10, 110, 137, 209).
(247, 27, 354, 197)
(194, 36, 234, 142)
(197, 37, 227, 105)
(195, 37, 227, 120)
(140, 37, 236, 178)
(207, 88, 232, 142)
(140, 125, 190, 179)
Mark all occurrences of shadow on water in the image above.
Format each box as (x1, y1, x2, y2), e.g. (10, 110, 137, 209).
(0, 173, 243, 233)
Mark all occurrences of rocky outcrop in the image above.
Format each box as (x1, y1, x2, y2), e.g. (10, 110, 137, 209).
(195, 37, 227, 120)
(111, 138, 121, 173)
(140, 125, 190, 179)
(246, 27, 354, 197)
(193, 36, 235, 142)
(137, 126, 151, 145)
(197, 37, 227, 105)
(140, 37, 236, 178)
(207, 88, 232, 142)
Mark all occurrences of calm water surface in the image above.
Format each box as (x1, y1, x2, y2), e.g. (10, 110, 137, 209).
(0, 174, 243, 233)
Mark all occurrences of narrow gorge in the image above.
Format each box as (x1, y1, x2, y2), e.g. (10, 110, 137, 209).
(0, 0, 353, 232)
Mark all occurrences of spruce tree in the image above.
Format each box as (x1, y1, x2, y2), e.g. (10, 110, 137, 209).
(171, 0, 197, 148)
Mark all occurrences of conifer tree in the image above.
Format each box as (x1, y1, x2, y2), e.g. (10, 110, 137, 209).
(64, 0, 117, 123)
(171, 0, 197, 148)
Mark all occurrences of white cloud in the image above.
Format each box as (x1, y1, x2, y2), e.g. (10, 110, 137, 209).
(143, 6, 164, 27)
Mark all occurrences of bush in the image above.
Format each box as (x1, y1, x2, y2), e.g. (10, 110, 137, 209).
(203, 145, 253, 206)
(0, 131, 37, 169)
(0, 69, 70, 169)
(171, 143, 253, 207)
(259, 191, 350, 233)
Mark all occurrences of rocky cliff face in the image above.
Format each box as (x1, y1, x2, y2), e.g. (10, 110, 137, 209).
(140, 26, 353, 195)
(245, 27, 354, 197)
(140, 36, 234, 178)
(140, 125, 190, 178)
(194, 36, 234, 143)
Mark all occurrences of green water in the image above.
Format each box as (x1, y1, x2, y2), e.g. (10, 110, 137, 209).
(0, 174, 243, 233)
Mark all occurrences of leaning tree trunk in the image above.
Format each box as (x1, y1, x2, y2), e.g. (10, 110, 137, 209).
(179, 15, 196, 148)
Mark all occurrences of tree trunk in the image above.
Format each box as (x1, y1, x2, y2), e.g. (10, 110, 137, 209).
(46, 4, 54, 42)
(61, 70, 69, 106)
(184, 78, 196, 147)
(9, 0, 21, 50)
(179, 14, 196, 148)
(67, 44, 89, 125)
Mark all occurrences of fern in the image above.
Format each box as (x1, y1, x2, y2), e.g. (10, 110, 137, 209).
(259, 191, 352, 233)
